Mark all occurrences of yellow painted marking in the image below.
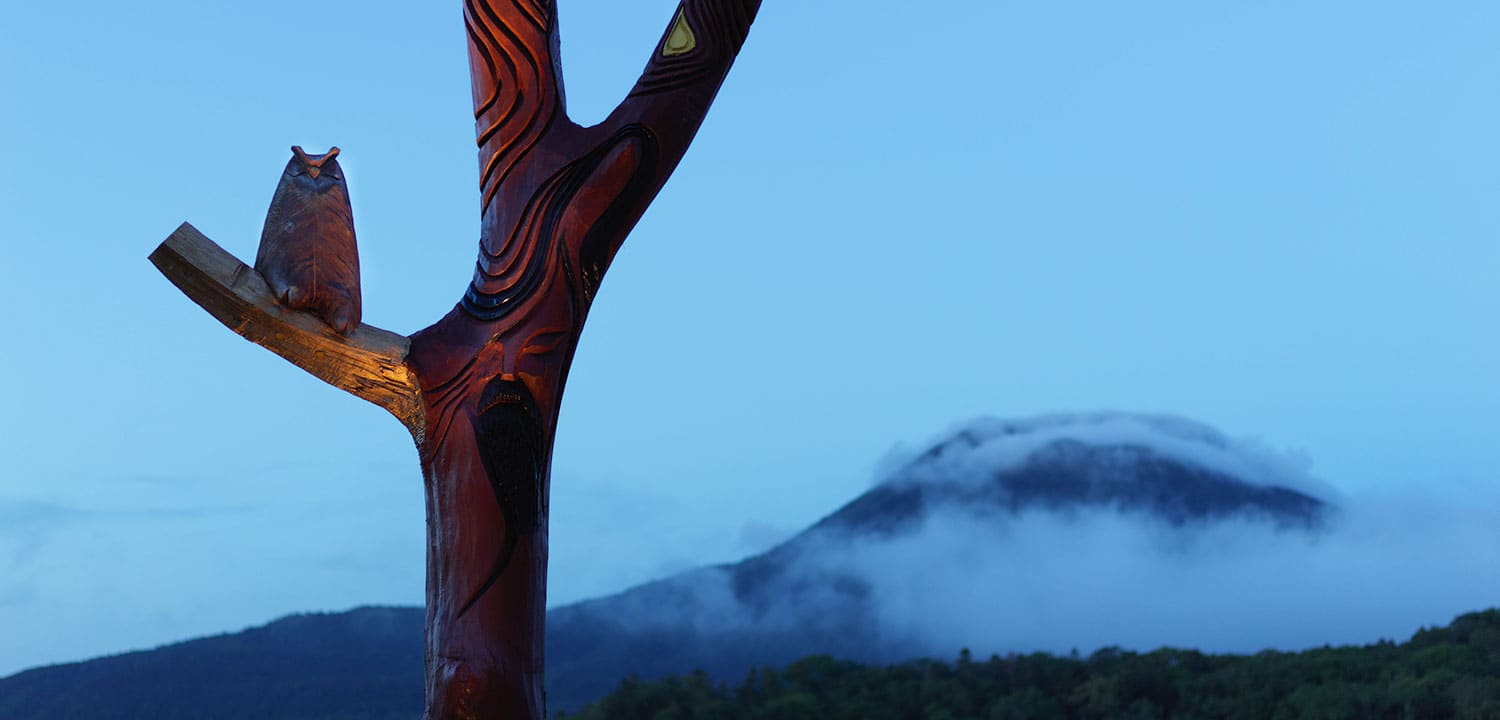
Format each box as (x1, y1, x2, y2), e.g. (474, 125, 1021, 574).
(663, 9, 697, 57)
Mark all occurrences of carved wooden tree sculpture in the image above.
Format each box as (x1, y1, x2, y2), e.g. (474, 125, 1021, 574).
(149, 1, 761, 717)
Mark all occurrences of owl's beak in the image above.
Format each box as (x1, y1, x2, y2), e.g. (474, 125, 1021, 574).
(307, 167, 322, 180)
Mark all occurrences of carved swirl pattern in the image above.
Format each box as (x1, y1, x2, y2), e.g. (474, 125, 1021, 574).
(461, 0, 559, 322)
(630, 0, 756, 98)
(462, 126, 659, 321)
(407, 0, 761, 714)
(464, 0, 558, 214)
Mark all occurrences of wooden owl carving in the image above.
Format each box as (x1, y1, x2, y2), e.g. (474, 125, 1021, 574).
(255, 145, 362, 334)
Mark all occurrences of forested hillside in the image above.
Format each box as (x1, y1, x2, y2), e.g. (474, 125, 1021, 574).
(0, 607, 423, 720)
(561, 609, 1500, 720)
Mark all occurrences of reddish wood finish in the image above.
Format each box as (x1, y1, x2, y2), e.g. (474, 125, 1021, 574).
(256, 146, 362, 335)
(412, 3, 760, 715)
(154, 2, 760, 718)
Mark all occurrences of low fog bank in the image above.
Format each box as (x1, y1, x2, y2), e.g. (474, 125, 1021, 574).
(830, 494, 1500, 657)
(560, 412, 1498, 661)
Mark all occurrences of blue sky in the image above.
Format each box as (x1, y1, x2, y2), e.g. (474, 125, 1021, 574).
(1, 0, 1497, 676)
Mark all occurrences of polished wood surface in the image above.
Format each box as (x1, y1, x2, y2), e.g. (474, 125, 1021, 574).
(151, 1, 760, 717)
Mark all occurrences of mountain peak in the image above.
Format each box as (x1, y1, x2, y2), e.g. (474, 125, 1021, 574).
(813, 412, 1331, 538)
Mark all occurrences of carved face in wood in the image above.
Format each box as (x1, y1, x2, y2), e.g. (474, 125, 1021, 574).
(452, 374, 546, 617)
(471, 376, 544, 538)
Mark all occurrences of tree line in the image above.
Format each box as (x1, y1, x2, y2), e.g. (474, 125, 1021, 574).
(560, 608, 1500, 719)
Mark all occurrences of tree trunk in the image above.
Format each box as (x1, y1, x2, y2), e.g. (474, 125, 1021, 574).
(150, 1, 761, 717)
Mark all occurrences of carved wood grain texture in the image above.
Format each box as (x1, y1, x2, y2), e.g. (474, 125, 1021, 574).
(149, 222, 425, 440)
(416, 2, 763, 718)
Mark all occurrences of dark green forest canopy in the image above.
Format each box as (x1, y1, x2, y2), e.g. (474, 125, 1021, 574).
(561, 609, 1500, 720)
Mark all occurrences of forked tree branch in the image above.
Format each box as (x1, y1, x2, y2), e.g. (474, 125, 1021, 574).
(150, 4, 760, 716)
(149, 222, 426, 441)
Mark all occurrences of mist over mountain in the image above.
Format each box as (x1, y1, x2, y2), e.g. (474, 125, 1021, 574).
(545, 412, 1335, 709)
(4, 412, 1494, 718)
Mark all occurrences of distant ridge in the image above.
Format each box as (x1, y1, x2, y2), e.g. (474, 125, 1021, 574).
(0, 607, 423, 720)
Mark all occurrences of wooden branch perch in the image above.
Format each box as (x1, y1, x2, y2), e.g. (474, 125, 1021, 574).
(149, 222, 426, 442)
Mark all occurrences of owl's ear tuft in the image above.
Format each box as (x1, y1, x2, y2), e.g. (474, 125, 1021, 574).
(291, 146, 341, 169)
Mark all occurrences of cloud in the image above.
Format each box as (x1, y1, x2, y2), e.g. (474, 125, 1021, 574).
(824, 493, 1500, 657)
(0, 501, 91, 528)
(575, 412, 1499, 661)
(0, 467, 425, 679)
(0, 502, 79, 578)
(885, 412, 1335, 501)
